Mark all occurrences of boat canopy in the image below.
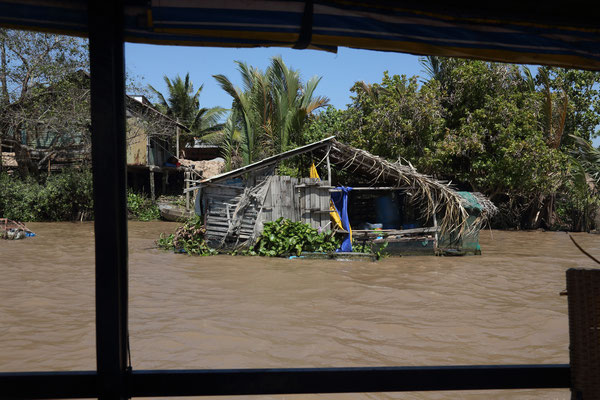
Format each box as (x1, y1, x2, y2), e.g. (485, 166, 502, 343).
(0, 1, 598, 70)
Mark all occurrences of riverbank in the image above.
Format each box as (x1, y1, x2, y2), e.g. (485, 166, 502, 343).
(2, 222, 592, 399)
(0, 170, 161, 222)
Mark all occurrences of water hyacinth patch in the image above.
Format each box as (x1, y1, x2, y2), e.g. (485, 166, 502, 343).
(249, 218, 340, 257)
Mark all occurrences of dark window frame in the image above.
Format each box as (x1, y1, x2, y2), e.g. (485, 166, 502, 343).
(0, 1, 571, 398)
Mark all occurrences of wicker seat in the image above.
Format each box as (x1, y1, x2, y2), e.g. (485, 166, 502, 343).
(567, 268, 600, 399)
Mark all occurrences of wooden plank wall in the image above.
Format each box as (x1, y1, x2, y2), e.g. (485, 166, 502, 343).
(204, 183, 258, 246)
(295, 177, 331, 230)
(204, 175, 333, 247)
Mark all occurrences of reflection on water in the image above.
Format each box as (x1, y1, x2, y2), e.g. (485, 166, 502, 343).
(2, 222, 599, 399)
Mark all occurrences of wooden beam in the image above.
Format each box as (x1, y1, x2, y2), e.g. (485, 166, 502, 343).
(185, 170, 190, 211)
(200, 136, 335, 185)
(326, 145, 332, 186)
(176, 118, 180, 158)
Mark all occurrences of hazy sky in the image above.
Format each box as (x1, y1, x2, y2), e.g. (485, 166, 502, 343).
(125, 43, 424, 110)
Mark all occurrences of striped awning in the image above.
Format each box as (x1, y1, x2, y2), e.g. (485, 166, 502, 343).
(1, 0, 599, 70)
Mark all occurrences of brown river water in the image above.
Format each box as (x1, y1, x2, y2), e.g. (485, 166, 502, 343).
(2, 221, 600, 399)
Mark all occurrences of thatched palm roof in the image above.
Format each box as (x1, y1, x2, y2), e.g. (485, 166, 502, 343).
(312, 140, 497, 236)
(194, 137, 497, 236)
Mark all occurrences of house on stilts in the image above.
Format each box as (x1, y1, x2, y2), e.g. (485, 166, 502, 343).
(186, 137, 497, 255)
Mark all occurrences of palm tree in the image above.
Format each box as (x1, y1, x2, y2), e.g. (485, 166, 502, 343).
(213, 62, 265, 165)
(569, 134, 600, 231)
(571, 134, 600, 185)
(538, 67, 568, 150)
(519, 66, 570, 228)
(148, 73, 226, 145)
(419, 55, 442, 83)
(213, 56, 328, 165)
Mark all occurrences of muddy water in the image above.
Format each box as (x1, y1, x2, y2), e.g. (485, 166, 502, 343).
(2, 222, 599, 399)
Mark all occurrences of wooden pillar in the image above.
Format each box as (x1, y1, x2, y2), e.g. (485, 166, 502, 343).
(432, 205, 439, 254)
(326, 145, 332, 186)
(185, 170, 190, 211)
(176, 118, 180, 159)
(88, 0, 129, 398)
(149, 170, 155, 201)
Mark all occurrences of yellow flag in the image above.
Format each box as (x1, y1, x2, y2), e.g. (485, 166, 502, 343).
(330, 200, 344, 230)
(310, 162, 347, 234)
(309, 162, 320, 179)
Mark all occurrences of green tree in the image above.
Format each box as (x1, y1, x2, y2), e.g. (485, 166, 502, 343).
(338, 72, 445, 169)
(418, 55, 442, 83)
(304, 105, 348, 143)
(539, 67, 600, 143)
(213, 56, 328, 165)
(566, 135, 600, 231)
(0, 29, 88, 105)
(328, 59, 600, 230)
(0, 29, 89, 174)
(148, 73, 226, 146)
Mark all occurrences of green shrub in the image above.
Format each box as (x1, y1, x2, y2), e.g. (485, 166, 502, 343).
(40, 169, 94, 220)
(157, 215, 217, 256)
(127, 191, 160, 221)
(249, 218, 340, 257)
(0, 169, 94, 221)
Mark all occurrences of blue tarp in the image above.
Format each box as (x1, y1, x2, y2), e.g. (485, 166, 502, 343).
(331, 187, 353, 252)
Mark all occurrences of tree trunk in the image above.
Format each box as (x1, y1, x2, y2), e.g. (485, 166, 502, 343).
(13, 141, 36, 176)
(546, 193, 555, 228)
(0, 32, 8, 106)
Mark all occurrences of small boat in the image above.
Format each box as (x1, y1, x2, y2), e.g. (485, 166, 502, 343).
(158, 203, 195, 222)
(1, 218, 35, 240)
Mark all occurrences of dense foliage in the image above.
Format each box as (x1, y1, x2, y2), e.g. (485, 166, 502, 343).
(0, 29, 90, 174)
(0, 169, 93, 221)
(157, 216, 217, 256)
(249, 218, 340, 257)
(3, 40, 600, 232)
(306, 59, 600, 231)
(127, 191, 160, 221)
(0, 169, 164, 222)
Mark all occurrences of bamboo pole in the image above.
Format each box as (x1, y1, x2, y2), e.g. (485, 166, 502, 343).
(185, 170, 190, 211)
(176, 118, 180, 159)
(326, 145, 332, 185)
(432, 204, 439, 254)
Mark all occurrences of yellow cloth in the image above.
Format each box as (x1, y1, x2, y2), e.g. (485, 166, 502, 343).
(309, 162, 320, 179)
(330, 200, 344, 231)
(310, 162, 345, 232)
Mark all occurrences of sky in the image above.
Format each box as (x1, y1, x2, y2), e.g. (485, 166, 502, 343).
(125, 44, 424, 111)
(125, 43, 600, 147)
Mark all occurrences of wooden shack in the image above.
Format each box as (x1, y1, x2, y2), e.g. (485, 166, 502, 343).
(188, 137, 497, 254)
(125, 95, 196, 200)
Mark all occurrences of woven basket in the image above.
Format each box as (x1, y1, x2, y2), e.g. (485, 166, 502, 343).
(567, 268, 600, 399)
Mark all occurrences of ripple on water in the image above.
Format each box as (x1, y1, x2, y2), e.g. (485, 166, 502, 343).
(2, 224, 593, 399)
